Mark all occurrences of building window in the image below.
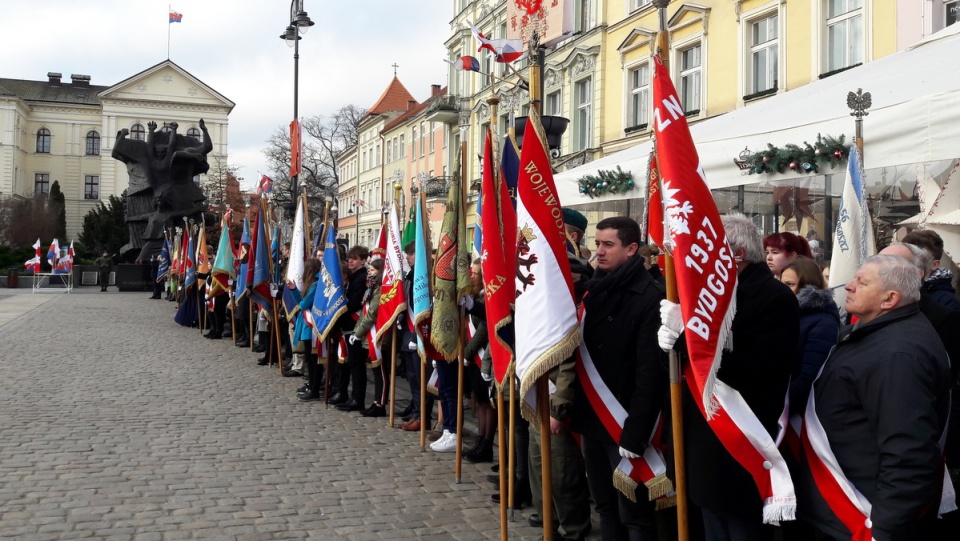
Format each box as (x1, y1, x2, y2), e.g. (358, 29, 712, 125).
(84, 175, 100, 200)
(160, 124, 173, 133)
(35, 173, 50, 196)
(826, 0, 863, 72)
(376, 143, 381, 165)
(631, 0, 653, 11)
(36, 128, 51, 153)
(387, 141, 393, 163)
(949, 1, 960, 26)
(575, 77, 592, 151)
(429, 123, 435, 153)
(186, 127, 202, 141)
(545, 90, 562, 117)
(85, 131, 101, 155)
(421, 123, 426, 157)
(131, 123, 146, 141)
(400, 134, 405, 157)
(627, 63, 650, 130)
(575, 0, 597, 33)
(749, 14, 779, 94)
(679, 44, 702, 114)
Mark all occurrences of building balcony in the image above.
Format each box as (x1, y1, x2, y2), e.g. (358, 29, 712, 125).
(425, 95, 461, 125)
(415, 175, 454, 200)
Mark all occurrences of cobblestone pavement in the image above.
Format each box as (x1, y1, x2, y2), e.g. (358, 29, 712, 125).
(0, 289, 571, 540)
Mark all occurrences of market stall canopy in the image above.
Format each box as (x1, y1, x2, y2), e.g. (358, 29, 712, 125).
(555, 23, 960, 206)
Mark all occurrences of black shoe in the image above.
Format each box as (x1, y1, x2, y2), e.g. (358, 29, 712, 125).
(298, 393, 321, 402)
(283, 370, 303, 378)
(397, 404, 414, 418)
(528, 514, 543, 528)
(253, 344, 266, 353)
(361, 405, 386, 418)
(486, 474, 500, 485)
(465, 439, 494, 463)
(297, 384, 309, 394)
(336, 399, 363, 412)
(257, 357, 269, 366)
(235, 337, 250, 348)
(204, 332, 222, 340)
(328, 393, 347, 405)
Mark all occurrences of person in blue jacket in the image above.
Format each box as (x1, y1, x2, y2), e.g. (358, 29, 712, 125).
(290, 258, 322, 401)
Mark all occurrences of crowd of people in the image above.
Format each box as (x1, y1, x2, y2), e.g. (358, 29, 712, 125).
(153, 208, 959, 541)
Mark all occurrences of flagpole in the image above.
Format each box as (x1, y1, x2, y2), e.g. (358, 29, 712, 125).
(524, 27, 555, 541)
(319, 200, 332, 408)
(167, 5, 171, 60)
(653, 2, 689, 539)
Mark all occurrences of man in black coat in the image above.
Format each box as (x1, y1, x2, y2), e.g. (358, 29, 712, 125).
(570, 216, 667, 541)
(329, 245, 369, 410)
(659, 213, 799, 540)
(796, 254, 952, 541)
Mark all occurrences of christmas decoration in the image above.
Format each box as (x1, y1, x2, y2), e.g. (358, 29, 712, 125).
(577, 166, 636, 198)
(773, 183, 821, 225)
(741, 134, 849, 176)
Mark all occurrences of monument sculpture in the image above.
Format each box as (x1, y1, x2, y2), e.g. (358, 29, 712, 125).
(112, 120, 211, 261)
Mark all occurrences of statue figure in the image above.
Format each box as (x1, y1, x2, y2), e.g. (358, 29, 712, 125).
(112, 119, 211, 261)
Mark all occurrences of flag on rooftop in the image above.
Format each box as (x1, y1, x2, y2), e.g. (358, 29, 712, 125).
(169, 11, 182, 23)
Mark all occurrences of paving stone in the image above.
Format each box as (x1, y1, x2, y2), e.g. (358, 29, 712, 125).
(0, 290, 595, 539)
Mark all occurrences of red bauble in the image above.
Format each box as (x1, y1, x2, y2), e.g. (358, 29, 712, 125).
(789, 161, 798, 170)
(834, 150, 843, 158)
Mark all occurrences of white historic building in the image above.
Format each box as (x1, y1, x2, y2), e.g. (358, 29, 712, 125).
(0, 60, 234, 237)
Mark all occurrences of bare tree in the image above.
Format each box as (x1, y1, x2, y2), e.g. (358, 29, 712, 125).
(262, 104, 366, 223)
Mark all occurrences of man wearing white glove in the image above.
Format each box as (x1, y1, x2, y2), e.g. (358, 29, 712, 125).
(661, 213, 798, 540)
(568, 216, 668, 540)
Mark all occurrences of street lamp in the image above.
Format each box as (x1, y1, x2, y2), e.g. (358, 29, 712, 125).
(280, 1, 314, 203)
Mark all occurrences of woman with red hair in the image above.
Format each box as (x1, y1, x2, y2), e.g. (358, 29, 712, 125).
(763, 232, 812, 278)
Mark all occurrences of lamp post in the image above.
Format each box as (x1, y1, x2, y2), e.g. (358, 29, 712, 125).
(280, 1, 314, 204)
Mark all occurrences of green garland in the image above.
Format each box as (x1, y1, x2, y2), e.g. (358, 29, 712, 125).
(577, 166, 636, 198)
(745, 133, 849, 175)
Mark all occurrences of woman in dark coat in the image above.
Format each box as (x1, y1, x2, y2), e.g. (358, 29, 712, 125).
(779, 256, 841, 416)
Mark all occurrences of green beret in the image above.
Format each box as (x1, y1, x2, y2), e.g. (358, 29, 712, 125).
(561, 208, 588, 232)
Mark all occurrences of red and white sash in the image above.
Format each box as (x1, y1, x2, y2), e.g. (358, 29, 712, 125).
(576, 311, 673, 503)
(363, 301, 382, 365)
(802, 376, 957, 540)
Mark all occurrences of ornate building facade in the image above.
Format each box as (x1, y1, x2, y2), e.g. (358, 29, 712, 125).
(0, 60, 234, 238)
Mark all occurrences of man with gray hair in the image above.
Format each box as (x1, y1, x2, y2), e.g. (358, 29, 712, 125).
(880, 242, 960, 536)
(797, 254, 953, 540)
(659, 212, 799, 539)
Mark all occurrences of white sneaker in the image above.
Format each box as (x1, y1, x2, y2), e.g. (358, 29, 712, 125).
(430, 430, 458, 453)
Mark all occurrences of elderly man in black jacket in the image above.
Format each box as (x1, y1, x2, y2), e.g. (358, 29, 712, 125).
(570, 216, 667, 541)
(659, 213, 799, 540)
(797, 254, 952, 541)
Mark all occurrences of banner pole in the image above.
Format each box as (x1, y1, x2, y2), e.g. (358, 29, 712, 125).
(497, 386, 509, 539)
(654, 3, 689, 539)
(389, 325, 398, 428)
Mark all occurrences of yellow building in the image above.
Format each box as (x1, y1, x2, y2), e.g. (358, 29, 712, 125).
(0, 60, 233, 238)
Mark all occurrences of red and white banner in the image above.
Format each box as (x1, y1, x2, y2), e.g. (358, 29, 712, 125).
(376, 205, 407, 345)
(652, 54, 795, 523)
(514, 109, 579, 423)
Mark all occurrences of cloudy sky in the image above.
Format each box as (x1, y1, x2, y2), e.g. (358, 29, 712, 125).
(1, 0, 452, 191)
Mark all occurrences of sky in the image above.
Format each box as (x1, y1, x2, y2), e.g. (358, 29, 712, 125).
(0, 0, 452, 191)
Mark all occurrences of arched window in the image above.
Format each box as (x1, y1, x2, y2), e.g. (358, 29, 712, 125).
(36, 128, 51, 153)
(186, 127, 202, 141)
(85, 131, 101, 155)
(131, 123, 146, 141)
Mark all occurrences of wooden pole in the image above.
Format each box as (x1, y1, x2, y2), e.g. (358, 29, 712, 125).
(525, 29, 554, 541)
(455, 355, 465, 483)
(497, 386, 509, 540)
(508, 375, 517, 519)
(389, 325, 398, 427)
(653, 3, 689, 539)
(420, 358, 427, 450)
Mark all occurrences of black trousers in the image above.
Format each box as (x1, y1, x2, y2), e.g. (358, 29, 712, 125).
(210, 295, 228, 334)
(338, 338, 367, 406)
(582, 435, 657, 541)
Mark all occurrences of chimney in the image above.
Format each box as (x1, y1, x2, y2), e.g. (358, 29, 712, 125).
(431, 84, 442, 97)
(47, 72, 62, 84)
(70, 74, 91, 87)
(408, 100, 417, 110)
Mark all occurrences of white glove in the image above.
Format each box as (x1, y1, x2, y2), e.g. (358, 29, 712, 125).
(619, 446, 641, 459)
(348, 334, 359, 345)
(459, 295, 474, 310)
(431, 360, 437, 369)
(658, 325, 680, 352)
(269, 284, 279, 296)
(660, 299, 683, 333)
